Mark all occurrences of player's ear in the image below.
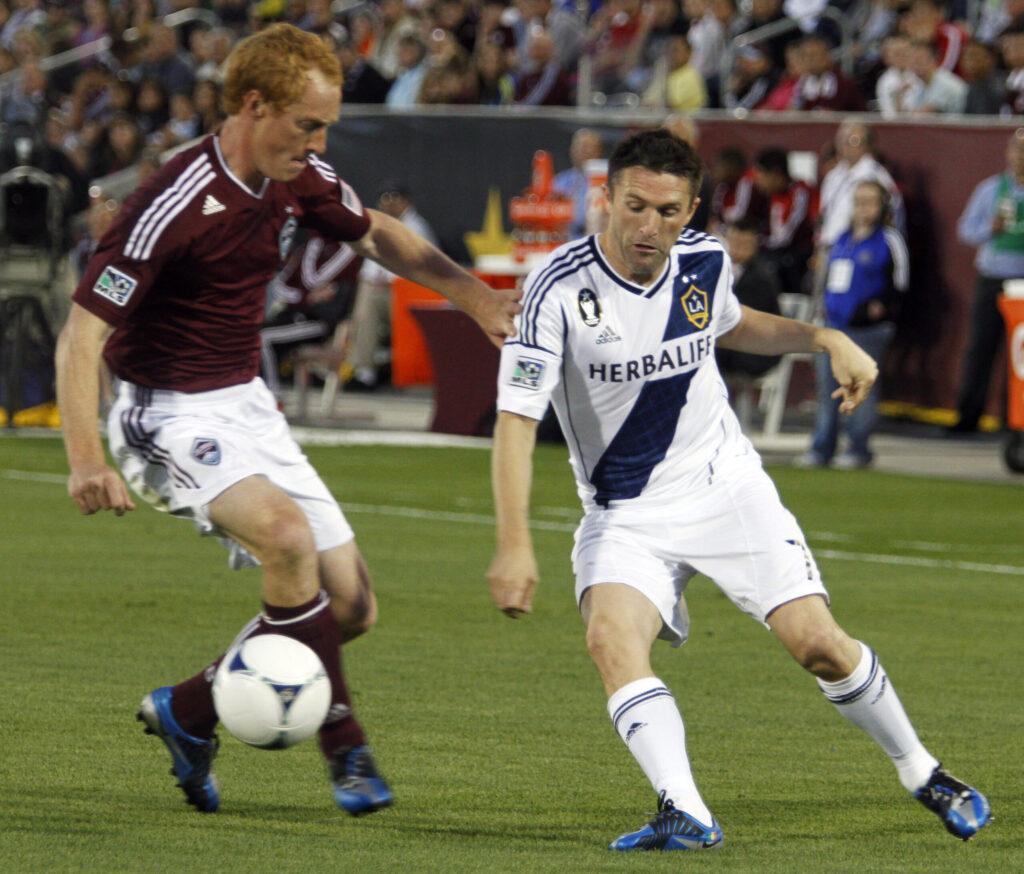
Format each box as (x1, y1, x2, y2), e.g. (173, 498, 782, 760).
(686, 196, 701, 224)
(243, 90, 268, 119)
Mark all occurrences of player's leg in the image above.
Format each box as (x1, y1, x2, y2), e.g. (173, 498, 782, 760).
(581, 582, 721, 851)
(768, 594, 990, 839)
(317, 540, 392, 814)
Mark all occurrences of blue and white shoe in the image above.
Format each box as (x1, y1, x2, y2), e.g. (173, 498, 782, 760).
(914, 765, 991, 840)
(610, 798, 723, 851)
(137, 687, 220, 813)
(329, 745, 393, 815)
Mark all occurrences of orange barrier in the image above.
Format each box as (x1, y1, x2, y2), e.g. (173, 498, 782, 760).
(997, 294, 1024, 431)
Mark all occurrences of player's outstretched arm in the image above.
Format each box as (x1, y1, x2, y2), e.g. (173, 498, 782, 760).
(351, 209, 522, 346)
(719, 305, 878, 413)
(488, 411, 540, 617)
(55, 303, 136, 516)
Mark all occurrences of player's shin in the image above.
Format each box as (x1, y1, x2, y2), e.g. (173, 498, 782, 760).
(817, 640, 938, 792)
(607, 677, 713, 824)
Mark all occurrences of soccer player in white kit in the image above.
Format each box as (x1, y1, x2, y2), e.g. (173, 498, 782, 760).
(56, 24, 520, 817)
(487, 129, 990, 850)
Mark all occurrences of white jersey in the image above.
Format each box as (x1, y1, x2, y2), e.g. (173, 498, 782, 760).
(497, 230, 750, 510)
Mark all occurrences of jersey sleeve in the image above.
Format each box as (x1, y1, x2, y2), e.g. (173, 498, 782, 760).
(71, 170, 197, 326)
(714, 249, 744, 337)
(297, 157, 372, 243)
(495, 267, 567, 421)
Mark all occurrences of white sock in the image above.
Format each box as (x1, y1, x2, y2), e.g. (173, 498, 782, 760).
(817, 641, 939, 792)
(607, 677, 713, 824)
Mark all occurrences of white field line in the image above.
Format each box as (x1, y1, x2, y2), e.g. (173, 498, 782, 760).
(5, 469, 1022, 577)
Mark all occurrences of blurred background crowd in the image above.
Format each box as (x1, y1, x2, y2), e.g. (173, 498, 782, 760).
(2, 0, 1024, 217)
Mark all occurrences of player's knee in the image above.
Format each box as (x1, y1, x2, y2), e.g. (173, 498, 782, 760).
(585, 614, 632, 671)
(790, 628, 848, 677)
(258, 511, 316, 569)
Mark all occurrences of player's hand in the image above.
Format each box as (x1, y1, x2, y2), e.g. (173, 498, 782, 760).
(486, 548, 539, 618)
(828, 334, 878, 414)
(469, 287, 523, 347)
(68, 464, 136, 516)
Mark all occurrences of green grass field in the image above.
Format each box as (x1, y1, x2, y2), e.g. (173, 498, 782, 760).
(1, 433, 1022, 874)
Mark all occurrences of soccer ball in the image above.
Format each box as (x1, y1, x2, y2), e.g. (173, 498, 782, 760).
(212, 634, 332, 749)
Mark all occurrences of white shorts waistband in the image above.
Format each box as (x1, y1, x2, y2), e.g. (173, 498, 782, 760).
(115, 378, 264, 410)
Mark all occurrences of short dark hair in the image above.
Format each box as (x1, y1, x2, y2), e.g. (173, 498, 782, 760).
(755, 147, 789, 177)
(607, 129, 704, 202)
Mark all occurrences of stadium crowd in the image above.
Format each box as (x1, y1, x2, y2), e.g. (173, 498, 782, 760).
(1, 0, 1023, 204)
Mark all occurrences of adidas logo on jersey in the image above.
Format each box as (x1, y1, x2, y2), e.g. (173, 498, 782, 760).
(202, 194, 225, 215)
(595, 325, 622, 345)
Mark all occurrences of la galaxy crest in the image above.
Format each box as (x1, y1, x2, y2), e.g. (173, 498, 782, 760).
(578, 289, 601, 326)
(680, 283, 709, 330)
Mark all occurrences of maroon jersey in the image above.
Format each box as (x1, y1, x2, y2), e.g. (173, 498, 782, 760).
(73, 135, 370, 391)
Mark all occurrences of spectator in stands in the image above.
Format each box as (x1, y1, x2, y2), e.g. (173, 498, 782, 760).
(758, 38, 805, 110)
(708, 145, 748, 237)
(1000, 30, 1024, 116)
(39, 0, 79, 55)
(371, 0, 422, 79)
(194, 27, 235, 84)
(0, 0, 45, 50)
(799, 179, 908, 469)
(514, 0, 587, 75)
(716, 217, 782, 381)
(386, 33, 430, 106)
(644, 32, 708, 110)
(961, 41, 1004, 115)
(135, 77, 170, 140)
(818, 120, 904, 251)
(723, 43, 778, 111)
(586, 0, 644, 94)
(301, 0, 346, 43)
(472, 38, 516, 105)
(477, 0, 517, 62)
(0, 56, 49, 125)
(420, 34, 474, 105)
(904, 39, 968, 113)
(949, 128, 1024, 434)
(344, 180, 440, 392)
(156, 90, 201, 148)
(337, 36, 392, 104)
(74, 0, 111, 49)
(875, 32, 924, 117)
(752, 146, 816, 295)
(85, 111, 144, 179)
(900, 0, 970, 77)
(553, 127, 604, 238)
(137, 24, 196, 97)
(791, 34, 868, 111)
(734, 0, 801, 71)
(192, 78, 225, 134)
(514, 26, 573, 105)
(622, 0, 687, 95)
(687, 0, 741, 106)
(433, 0, 477, 55)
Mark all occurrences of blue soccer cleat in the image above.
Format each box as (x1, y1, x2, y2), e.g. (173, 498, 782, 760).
(137, 687, 220, 813)
(329, 745, 393, 815)
(610, 797, 723, 851)
(914, 765, 991, 840)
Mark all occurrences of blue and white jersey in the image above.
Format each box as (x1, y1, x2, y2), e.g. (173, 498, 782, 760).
(497, 230, 749, 510)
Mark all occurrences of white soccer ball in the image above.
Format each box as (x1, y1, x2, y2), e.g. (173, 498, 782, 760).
(212, 634, 331, 749)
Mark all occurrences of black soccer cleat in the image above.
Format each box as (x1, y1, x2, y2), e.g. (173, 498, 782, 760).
(137, 687, 220, 813)
(914, 765, 991, 840)
(610, 797, 723, 851)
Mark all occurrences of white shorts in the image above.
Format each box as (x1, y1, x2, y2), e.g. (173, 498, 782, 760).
(572, 454, 827, 646)
(107, 377, 353, 568)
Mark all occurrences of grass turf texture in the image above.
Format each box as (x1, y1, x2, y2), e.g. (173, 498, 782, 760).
(1, 435, 1021, 873)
